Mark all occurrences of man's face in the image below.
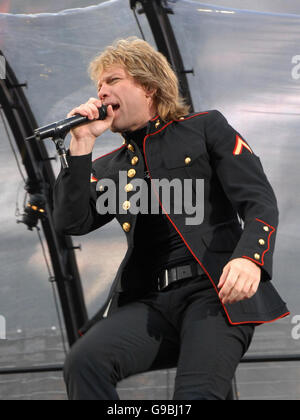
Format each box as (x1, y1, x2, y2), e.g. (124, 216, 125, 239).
(97, 65, 156, 133)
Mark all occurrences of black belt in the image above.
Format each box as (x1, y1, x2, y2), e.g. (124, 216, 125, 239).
(157, 261, 205, 291)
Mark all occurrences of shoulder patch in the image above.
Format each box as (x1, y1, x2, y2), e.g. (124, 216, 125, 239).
(90, 174, 98, 183)
(233, 135, 253, 155)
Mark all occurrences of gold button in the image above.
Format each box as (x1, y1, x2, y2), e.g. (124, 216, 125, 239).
(258, 239, 265, 246)
(99, 185, 104, 192)
(263, 226, 269, 232)
(180, 117, 185, 120)
(127, 169, 136, 178)
(122, 201, 131, 211)
(125, 183, 134, 193)
(131, 156, 139, 166)
(128, 144, 135, 153)
(254, 253, 260, 260)
(185, 157, 192, 165)
(122, 222, 131, 233)
(155, 119, 160, 128)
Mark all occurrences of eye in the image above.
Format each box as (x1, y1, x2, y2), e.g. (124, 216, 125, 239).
(98, 78, 120, 92)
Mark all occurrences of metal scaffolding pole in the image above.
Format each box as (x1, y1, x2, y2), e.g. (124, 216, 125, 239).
(0, 52, 88, 347)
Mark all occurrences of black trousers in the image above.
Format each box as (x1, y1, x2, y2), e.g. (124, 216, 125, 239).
(64, 275, 255, 400)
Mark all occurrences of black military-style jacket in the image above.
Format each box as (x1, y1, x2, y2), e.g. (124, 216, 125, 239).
(53, 110, 289, 335)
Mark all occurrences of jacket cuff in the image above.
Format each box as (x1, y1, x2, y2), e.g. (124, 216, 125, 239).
(230, 218, 276, 280)
(64, 149, 92, 168)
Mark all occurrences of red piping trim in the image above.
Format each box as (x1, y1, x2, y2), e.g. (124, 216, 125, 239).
(242, 218, 276, 266)
(142, 118, 286, 326)
(256, 218, 275, 229)
(228, 312, 290, 326)
(149, 120, 174, 135)
(85, 113, 287, 327)
(174, 112, 209, 122)
(93, 144, 126, 163)
(143, 125, 233, 323)
(145, 112, 209, 140)
(93, 112, 208, 163)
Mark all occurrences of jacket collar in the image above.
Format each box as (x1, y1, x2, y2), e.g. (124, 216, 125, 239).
(121, 115, 163, 144)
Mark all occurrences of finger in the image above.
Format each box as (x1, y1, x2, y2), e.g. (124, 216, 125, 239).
(218, 265, 230, 289)
(86, 103, 101, 120)
(76, 103, 97, 120)
(248, 278, 260, 299)
(106, 104, 114, 117)
(67, 105, 88, 119)
(226, 275, 246, 304)
(87, 98, 104, 115)
(219, 270, 239, 303)
(233, 275, 260, 303)
(87, 97, 102, 106)
(241, 278, 253, 300)
(67, 98, 102, 119)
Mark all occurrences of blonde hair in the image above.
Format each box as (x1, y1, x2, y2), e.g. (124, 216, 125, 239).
(89, 37, 191, 122)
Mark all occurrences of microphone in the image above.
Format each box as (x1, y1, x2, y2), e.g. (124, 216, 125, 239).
(26, 105, 107, 141)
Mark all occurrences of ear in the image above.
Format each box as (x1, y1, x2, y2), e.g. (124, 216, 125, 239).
(145, 86, 157, 98)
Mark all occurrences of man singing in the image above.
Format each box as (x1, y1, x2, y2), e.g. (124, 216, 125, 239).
(53, 37, 289, 400)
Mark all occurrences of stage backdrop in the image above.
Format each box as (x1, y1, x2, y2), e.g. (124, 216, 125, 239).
(0, 0, 299, 400)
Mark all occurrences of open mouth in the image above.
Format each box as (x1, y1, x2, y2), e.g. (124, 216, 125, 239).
(112, 104, 120, 111)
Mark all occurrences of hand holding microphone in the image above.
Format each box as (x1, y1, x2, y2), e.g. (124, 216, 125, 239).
(67, 98, 115, 156)
(68, 98, 114, 139)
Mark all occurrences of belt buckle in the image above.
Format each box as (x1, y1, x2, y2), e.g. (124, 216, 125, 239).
(176, 264, 192, 280)
(158, 269, 169, 291)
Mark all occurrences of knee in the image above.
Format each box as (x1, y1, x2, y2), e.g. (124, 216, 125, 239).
(63, 336, 111, 384)
(63, 335, 120, 400)
(63, 339, 87, 384)
(63, 341, 82, 383)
